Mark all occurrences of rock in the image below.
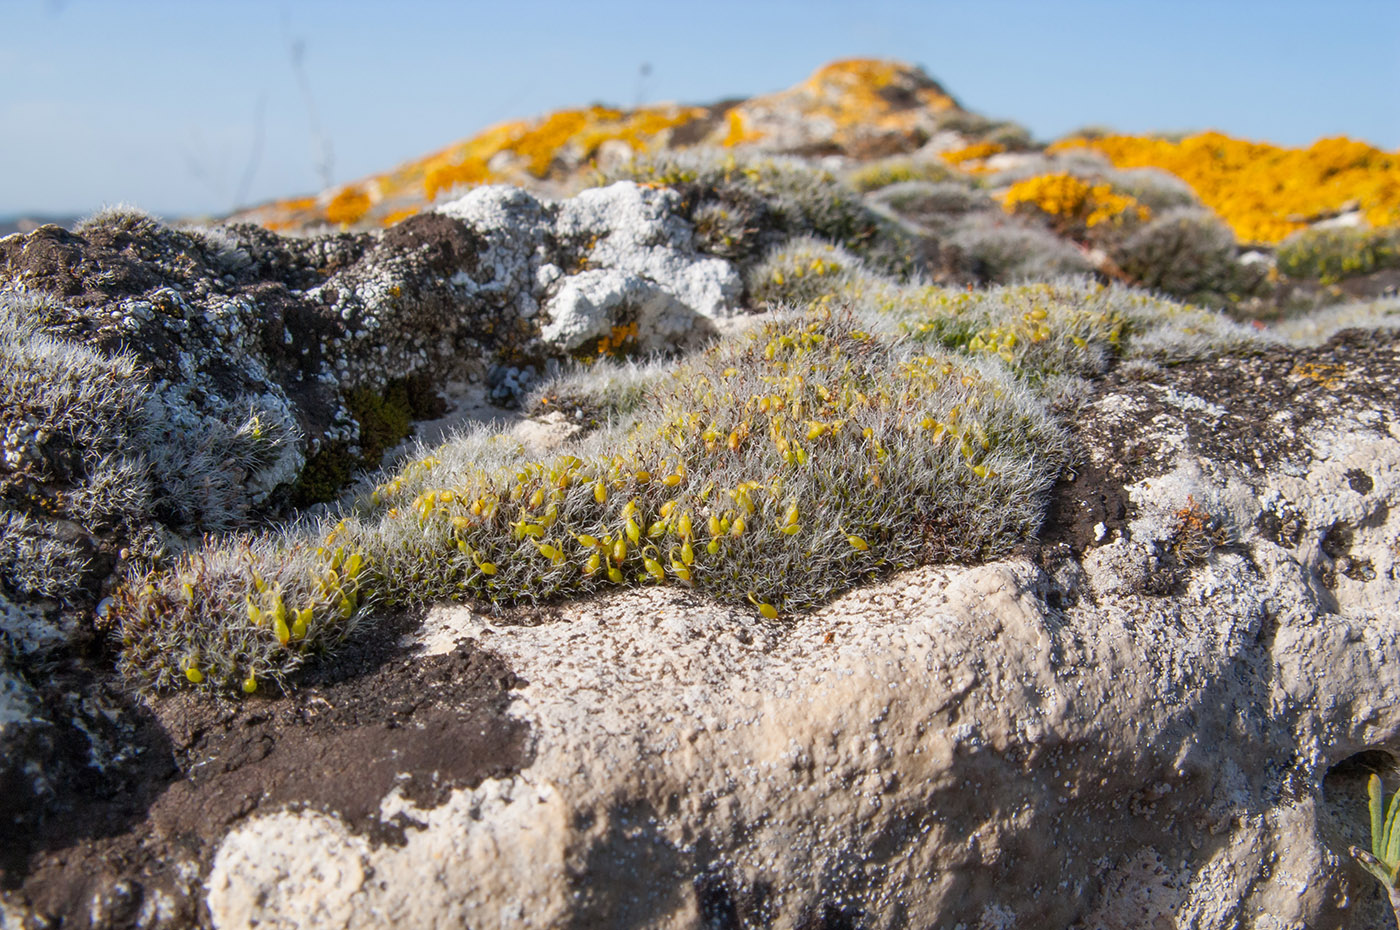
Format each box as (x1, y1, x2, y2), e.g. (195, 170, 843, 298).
(439, 182, 739, 355)
(185, 333, 1400, 928)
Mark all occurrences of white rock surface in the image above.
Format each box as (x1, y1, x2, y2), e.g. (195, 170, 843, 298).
(439, 182, 741, 354)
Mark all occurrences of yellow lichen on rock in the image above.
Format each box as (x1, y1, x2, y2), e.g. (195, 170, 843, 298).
(1051, 131, 1400, 243)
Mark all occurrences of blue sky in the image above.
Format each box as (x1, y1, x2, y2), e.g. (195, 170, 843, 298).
(1, 0, 1397, 218)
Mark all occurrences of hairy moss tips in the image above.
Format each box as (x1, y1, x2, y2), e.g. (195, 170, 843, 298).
(846, 157, 953, 193)
(748, 240, 1269, 379)
(115, 309, 1069, 692)
(344, 310, 1067, 615)
(113, 525, 369, 693)
(1112, 208, 1269, 307)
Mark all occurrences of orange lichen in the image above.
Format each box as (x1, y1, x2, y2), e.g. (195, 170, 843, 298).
(1290, 361, 1347, 390)
(1000, 173, 1150, 234)
(380, 206, 421, 227)
(1050, 132, 1400, 243)
(721, 109, 763, 148)
(941, 141, 1005, 167)
(324, 186, 372, 227)
(716, 59, 961, 153)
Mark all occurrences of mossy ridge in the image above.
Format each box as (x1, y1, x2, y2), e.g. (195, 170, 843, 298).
(749, 239, 1267, 381)
(114, 310, 1068, 692)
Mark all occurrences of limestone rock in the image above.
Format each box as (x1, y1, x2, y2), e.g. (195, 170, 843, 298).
(438, 182, 739, 354)
(188, 333, 1400, 929)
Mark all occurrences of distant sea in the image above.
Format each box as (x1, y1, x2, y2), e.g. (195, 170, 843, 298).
(0, 214, 82, 237)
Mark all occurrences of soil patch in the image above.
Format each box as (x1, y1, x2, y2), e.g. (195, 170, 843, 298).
(9, 614, 529, 929)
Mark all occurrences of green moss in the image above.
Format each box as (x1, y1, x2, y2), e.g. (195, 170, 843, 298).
(1277, 226, 1400, 284)
(293, 375, 445, 507)
(115, 310, 1070, 692)
(291, 442, 358, 508)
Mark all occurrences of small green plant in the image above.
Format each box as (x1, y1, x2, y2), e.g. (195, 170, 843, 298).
(1350, 774, 1400, 919)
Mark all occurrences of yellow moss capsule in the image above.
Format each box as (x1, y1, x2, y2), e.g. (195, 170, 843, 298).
(576, 534, 600, 548)
(338, 596, 354, 618)
(659, 500, 677, 518)
(707, 539, 722, 556)
(622, 500, 638, 520)
(275, 616, 291, 646)
(536, 541, 565, 564)
(846, 535, 870, 551)
(678, 513, 693, 539)
(478, 561, 498, 576)
(707, 514, 722, 537)
(670, 560, 692, 582)
(584, 551, 602, 576)
(730, 517, 746, 537)
(625, 517, 642, 544)
(184, 666, 204, 684)
(681, 540, 695, 565)
(663, 473, 683, 487)
(781, 524, 802, 536)
(345, 553, 364, 579)
(528, 487, 546, 509)
(783, 503, 799, 527)
(607, 565, 624, 583)
(242, 675, 258, 694)
(647, 520, 667, 539)
(643, 556, 665, 582)
(612, 537, 628, 561)
(246, 596, 264, 627)
(635, 470, 652, 484)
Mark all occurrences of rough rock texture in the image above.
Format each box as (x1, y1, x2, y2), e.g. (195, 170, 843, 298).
(0, 182, 737, 894)
(0, 182, 733, 559)
(6, 332, 1398, 928)
(437, 183, 740, 355)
